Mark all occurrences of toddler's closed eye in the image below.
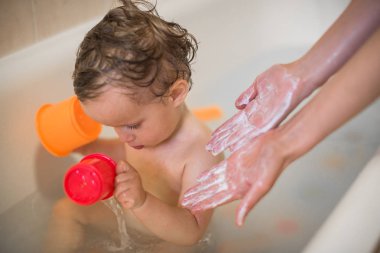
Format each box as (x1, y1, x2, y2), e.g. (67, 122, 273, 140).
(126, 123, 140, 130)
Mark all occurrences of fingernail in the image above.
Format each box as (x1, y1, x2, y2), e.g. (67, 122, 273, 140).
(206, 143, 220, 155)
(236, 100, 243, 108)
(119, 161, 127, 172)
(236, 97, 248, 108)
(210, 149, 219, 156)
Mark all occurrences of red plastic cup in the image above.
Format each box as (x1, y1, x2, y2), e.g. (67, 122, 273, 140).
(64, 153, 116, 205)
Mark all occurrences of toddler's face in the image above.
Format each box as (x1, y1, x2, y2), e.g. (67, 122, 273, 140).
(81, 86, 181, 149)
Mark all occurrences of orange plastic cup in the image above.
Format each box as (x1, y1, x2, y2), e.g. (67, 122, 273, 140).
(35, 96, 102, 157)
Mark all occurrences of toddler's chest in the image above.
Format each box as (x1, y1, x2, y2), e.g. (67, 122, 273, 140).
(125, 148, 185, 205)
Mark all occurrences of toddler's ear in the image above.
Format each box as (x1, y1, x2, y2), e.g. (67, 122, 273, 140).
(168, 79, 189, 107)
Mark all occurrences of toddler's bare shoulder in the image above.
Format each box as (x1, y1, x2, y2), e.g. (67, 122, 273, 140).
(187, 131, 223, 167)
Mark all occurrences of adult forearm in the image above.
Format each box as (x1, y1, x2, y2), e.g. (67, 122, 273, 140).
(289, 0, 380, 96)
(280, 28, 380, 163)
(132, 193, 211, 245)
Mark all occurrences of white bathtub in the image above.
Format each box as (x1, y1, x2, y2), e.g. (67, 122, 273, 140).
(1, 0, 379, 252)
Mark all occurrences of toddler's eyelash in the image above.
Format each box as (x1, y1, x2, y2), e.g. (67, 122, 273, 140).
(126, 125, 139, 130)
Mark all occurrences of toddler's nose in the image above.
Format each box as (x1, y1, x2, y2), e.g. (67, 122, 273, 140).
(114, 127, 136, 143)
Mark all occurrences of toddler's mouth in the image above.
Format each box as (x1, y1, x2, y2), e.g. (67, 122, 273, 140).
(131, 145, 144, 150)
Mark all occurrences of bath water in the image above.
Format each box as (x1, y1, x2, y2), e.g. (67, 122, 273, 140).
(88, 197, 214, 253)
(102, 197, 131, 252)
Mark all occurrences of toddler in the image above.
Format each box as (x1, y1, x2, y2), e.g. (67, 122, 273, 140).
(43, 0, 223, 252)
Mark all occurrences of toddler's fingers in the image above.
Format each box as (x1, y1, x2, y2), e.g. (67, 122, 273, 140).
(115, 172, 134, 184)
(114, 183, 131, 198)
(116, 160, 133, 174)
(117, 191, 135, 209)
(116, 160, 127, 173)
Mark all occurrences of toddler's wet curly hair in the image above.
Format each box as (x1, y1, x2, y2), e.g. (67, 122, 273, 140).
(73, 0, 198, 103)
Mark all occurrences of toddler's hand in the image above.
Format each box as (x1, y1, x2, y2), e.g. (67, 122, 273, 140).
(206, 64, 302, 155)
(114, 161, 146, 210)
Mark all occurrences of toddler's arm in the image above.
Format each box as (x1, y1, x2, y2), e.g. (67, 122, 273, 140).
(115, 147, 220, 245)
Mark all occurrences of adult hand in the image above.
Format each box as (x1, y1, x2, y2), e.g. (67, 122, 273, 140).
(206, 64, 306, 156)
(183, 130, 291, 226)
